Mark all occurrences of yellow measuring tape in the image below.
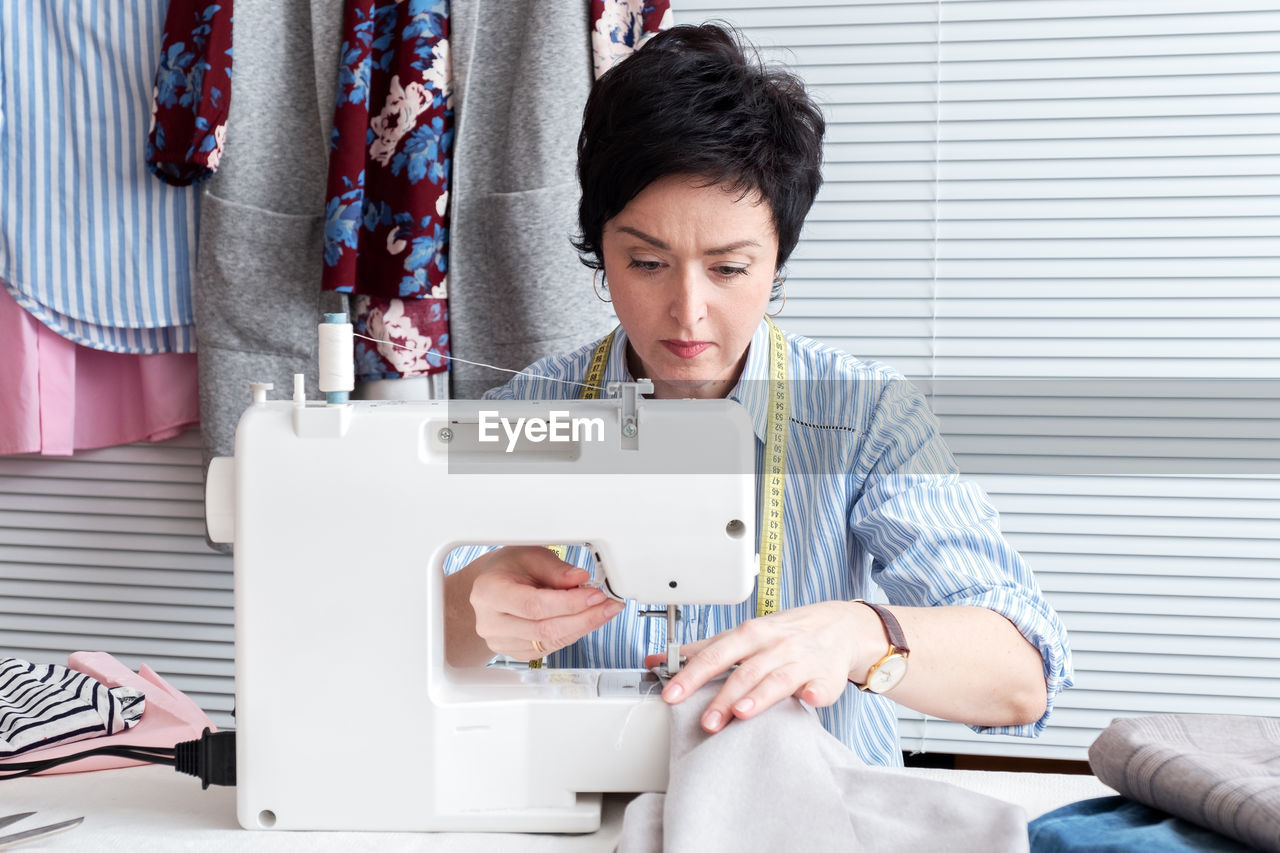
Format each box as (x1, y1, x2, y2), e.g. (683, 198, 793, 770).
(573, 322, 789, 618)
(756, 318, 789, 617)
(579, 330, 614, 401)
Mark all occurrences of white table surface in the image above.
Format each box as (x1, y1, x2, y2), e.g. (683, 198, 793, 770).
(1, 763, 1115, 851)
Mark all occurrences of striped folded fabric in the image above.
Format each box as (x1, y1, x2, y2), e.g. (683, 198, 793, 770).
(0, 658, 145, 759)
(1088, 714, 1280, 853)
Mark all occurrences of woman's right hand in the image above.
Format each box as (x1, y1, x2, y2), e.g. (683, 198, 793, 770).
(448, 546, 625, 665)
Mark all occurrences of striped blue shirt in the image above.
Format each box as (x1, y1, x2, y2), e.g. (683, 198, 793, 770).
(0, 0, 197, 353)
(448, 319, 1074, 766)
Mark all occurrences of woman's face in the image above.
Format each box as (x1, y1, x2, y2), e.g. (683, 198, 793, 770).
(601, 174, 778, 400)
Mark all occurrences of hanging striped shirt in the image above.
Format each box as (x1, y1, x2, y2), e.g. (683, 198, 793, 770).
(0, 0, 197, 353)
(446, 319, 1074, 766)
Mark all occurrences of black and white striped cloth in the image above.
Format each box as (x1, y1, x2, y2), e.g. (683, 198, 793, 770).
(0, 657, 145, 758)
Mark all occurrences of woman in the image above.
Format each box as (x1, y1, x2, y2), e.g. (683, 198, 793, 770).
(445, 24, 1072, 767)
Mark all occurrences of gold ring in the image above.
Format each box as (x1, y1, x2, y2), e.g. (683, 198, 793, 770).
(532, 639, 546, 656)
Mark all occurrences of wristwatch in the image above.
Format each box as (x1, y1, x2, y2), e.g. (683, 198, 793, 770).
(852, 600, 909, 694)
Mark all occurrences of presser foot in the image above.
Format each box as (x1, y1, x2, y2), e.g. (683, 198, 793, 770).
(640, 605, 687, 683)
(649, 654, 686, 685)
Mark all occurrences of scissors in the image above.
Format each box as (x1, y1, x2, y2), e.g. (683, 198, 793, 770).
(0, 812, 84, 849)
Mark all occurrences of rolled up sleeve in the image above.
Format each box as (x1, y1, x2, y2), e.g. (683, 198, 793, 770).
(849, 377, 1075, 737)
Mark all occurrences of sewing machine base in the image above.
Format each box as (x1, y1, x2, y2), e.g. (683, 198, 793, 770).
(237, 667, 671, 833)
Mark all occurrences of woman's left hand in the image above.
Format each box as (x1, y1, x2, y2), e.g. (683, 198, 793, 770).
(642, 601, 873, 734)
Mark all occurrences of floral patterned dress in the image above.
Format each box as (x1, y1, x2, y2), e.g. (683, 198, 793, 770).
(145, 1, 232, 186)
(324, 1, 453, 380)
(329, 0, 672, 384)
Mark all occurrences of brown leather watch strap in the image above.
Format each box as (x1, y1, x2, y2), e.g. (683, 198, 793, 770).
(855, 600, 909, 653)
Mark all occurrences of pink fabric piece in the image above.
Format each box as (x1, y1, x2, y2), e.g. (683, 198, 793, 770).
(0, 284, 200, 455)
(0, 652, 218, 775)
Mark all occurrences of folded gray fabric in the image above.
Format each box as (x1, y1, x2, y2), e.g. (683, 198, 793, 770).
(1088, 714, 1280, 853)
(618, 678, 1028, 853)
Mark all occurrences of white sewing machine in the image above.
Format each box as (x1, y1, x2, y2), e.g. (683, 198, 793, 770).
(204, 319, 757, 833)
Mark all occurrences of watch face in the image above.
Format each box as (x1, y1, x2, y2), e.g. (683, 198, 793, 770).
(869, 654, 908, 693)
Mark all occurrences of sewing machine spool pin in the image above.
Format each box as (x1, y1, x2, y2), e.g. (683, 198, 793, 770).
(249, 382, 273, 405)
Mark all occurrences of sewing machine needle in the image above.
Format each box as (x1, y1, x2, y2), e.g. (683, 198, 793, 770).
(666, 604, 681, 674)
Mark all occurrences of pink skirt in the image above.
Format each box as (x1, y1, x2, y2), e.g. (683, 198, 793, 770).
(0, 284, 199, 456)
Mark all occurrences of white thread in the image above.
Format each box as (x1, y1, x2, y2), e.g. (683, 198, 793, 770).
(614, 694, 649, 752)
(352, 332, 607, 394)
(318, 322, 356, 393)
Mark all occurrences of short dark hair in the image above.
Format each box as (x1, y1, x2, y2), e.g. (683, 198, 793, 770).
(574, 23, 825, 279)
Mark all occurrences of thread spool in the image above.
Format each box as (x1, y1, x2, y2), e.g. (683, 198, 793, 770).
(318, 313, 354, 404)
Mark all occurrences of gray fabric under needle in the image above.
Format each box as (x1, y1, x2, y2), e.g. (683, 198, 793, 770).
(618, 678, 1030, 853)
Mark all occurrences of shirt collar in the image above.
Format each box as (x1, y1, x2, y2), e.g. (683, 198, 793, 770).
(603, 324, 635, 390)
(607, 320, 773, 444)
(727, 319, 773, 444)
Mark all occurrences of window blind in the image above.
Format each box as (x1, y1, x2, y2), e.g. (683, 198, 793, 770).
(0, 431, 235, 730)
(677, 0, 1280, 759)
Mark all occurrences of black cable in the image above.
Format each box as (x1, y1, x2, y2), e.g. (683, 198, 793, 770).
(0, 745, 173, 780)
(0, 728, 234, 788)
(2, 744, 176, 764)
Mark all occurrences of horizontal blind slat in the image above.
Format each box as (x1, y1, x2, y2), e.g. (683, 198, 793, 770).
(0, 561, 233, 589)
(0, 493, 205, 518)
(0, 578, 233, 607)
(0, 510, 206, 535)
(1025, 552, 1277, 580)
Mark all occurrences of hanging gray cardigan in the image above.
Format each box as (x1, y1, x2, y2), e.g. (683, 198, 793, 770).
(195, 0, 617, 484)
(447, 0, 617, 399)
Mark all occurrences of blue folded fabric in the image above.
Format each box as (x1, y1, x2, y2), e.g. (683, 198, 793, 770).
(1029, 796, 1256, 852)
